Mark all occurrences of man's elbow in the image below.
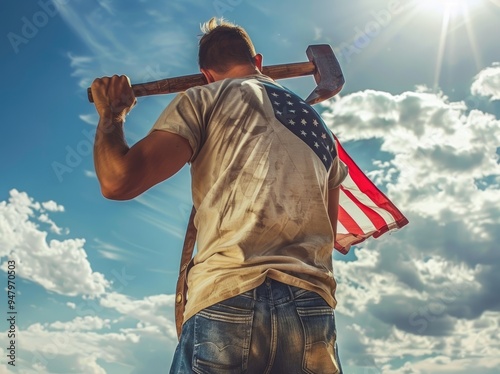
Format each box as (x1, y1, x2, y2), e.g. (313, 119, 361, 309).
(100, 187, 131, 201)
(99, 178, 137, 201)
(101, 188, 129, 201)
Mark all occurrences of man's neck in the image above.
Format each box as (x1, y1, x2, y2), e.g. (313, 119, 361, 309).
(214, 65, 262, 81)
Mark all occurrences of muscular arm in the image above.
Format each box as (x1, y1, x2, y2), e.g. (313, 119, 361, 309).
(94, 120, 192, 200)
(91, 75, 193, 200)
(327, 186, 341, 240)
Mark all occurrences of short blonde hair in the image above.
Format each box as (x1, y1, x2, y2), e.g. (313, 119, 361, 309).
(198, 17, 256, 73)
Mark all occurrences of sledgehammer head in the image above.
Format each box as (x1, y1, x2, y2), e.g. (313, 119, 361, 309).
(305, 44, 345, 105)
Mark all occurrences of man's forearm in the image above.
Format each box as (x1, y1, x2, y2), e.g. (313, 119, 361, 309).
(93, 113, 130, 198)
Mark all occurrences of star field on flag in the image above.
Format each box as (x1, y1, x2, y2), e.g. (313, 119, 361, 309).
(262, 82, 335, 171)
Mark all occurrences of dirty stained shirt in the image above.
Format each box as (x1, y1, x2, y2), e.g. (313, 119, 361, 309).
(150, 74, 348, 323)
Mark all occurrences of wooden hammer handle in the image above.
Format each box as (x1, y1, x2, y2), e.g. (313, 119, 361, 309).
(87, 61, 316, 102)
(263, 61, 316, 80)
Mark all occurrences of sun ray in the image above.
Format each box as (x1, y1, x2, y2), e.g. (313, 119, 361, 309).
(461, 4, 483, 71)
(433, 9, 451, 91)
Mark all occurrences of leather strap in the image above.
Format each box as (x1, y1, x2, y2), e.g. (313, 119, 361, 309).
(175, 206, 197, 340)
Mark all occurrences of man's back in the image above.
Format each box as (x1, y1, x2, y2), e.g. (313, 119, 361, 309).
(151, 74, 347, 322)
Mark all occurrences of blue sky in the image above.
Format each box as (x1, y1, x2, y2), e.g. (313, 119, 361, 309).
(1, 0, 500, 373)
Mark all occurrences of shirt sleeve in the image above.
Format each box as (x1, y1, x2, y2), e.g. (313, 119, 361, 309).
(328, 139, 348, 189)
(149, 91, 205, 163)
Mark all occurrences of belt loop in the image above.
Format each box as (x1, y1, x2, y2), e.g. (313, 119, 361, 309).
(287, 283, 296, 301)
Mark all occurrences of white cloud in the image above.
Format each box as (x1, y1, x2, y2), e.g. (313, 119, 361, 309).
(96, 0, 115, 15)
(49, 316, 111, 331)
(16, 323, 140, 374)
(99, 292, 177, 339)
(37, 213, 67, 235)
(66, 302, 76, 309)
(41, 200, 65, 212)
(0, 189, 109, 297)
(84, 169, 97, 178)
(79, 113, 98, 125)
(372, 312, 500, 373)
(2, 289, 179, 373)
(471, 62, 500, 101)
(93, 238, 128, 261)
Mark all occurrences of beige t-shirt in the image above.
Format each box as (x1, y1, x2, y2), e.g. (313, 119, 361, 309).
(151, 74, 348, 322)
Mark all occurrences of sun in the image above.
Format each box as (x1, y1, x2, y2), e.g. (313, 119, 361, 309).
(416, 0, 484, 19)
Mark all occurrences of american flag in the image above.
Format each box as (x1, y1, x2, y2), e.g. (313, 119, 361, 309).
(262, 81, 409, 254)
(334, 136, 409, 254)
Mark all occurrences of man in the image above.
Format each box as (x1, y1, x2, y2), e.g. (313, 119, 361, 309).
(91, 17, 347, 374)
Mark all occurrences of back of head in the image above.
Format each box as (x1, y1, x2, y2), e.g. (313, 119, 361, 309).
(198, 18, 256, 73)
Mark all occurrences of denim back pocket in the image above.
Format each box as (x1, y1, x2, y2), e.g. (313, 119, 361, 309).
(295, 292, 340, 374)
(193, 295, 255, 374)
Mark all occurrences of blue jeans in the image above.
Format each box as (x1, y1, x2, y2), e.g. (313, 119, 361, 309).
(170, 277, 342, 373)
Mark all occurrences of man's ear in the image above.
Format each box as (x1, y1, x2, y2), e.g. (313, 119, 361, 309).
(201, 68, 215, 83)
(254, 53, 263, 72)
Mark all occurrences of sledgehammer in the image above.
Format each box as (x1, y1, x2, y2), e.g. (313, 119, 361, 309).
(87, 44, 344, 105)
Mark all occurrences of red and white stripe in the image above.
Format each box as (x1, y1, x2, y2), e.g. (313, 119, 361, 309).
(334, 136, 409, 254)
